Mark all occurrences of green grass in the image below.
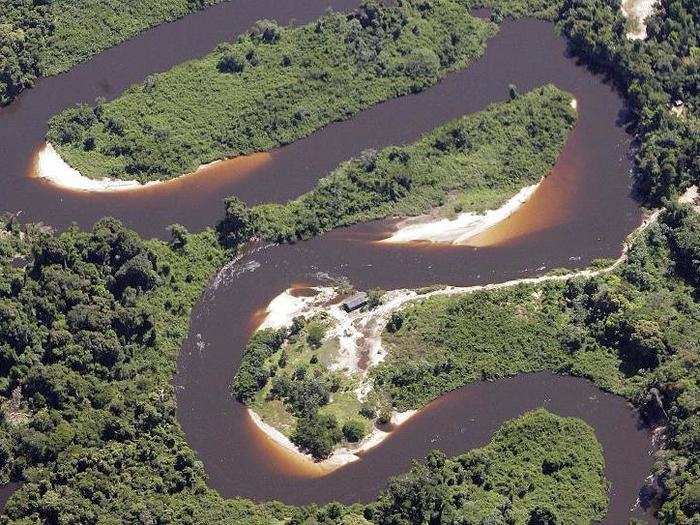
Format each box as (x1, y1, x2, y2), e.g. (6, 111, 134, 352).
(242, 313, 373, 443)
(317, 337, 342, 368)
(47, 1, 496, 182)
(318, 391, 365, 427)
(238, 84, 577, 244)
(250, 397, 297, 436)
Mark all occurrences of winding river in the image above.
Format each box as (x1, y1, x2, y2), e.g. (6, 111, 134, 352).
(1, 0, 655, 523)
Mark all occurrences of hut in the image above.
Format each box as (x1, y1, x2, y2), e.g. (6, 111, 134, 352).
(341, 292, 368, 312)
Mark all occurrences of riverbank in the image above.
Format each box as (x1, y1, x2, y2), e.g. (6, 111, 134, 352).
(31, 142, 274, 193)
(245, 186, 697, 470)
(380, 97, 578, 246)
(32, 143, 158, 192)
(248, 404, 417, 471)
(229, 86, 577, 246)
(379, 181, 541, 245)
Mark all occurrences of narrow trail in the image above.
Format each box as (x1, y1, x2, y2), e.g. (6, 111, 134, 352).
(243, 187, 698, 474)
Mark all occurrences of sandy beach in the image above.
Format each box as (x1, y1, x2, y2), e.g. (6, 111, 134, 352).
(380, 181, 542, 245)
(248, 405, 417, 471)
(32, 143, 159, 192)
(32, 142, 234, 193)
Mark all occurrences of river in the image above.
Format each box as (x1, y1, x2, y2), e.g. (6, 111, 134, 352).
(1, 0, 652, 522)
(4, 6, 638, 242)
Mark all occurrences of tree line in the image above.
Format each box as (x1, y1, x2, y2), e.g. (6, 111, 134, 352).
(0, 0, 224, 106)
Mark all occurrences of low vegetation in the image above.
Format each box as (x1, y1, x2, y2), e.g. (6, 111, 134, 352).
(234, 313, 375, 460)
(218, 84, 577, 245)
(46, 0, 496, 182)
(376, 203, 700, 522)
(0, 0, 224, 106)
(43, 0, 225, 75)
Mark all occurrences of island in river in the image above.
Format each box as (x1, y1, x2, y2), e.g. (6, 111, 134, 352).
(44, 1, 496, 183)
(0, 0, 697, 523)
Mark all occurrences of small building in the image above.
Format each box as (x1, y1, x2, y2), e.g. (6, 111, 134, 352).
(341, 292, 368, 312)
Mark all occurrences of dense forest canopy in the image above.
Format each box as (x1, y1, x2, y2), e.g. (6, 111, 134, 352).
(2, 203, 698, 524)
(46, 1, 496, 182)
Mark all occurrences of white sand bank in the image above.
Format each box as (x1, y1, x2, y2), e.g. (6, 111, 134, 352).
(380, 182, 540, 245)
(32, 143, 161, 192)
(258, 287, 336, 330)
(679, 185, 699, 208)
(32, 142, 234, 193)
(621, 0, 657, 40)
(248, 187, 698, 473)
(249, 406, 417, 471)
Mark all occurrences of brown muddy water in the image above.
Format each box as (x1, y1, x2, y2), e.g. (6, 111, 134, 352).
(177, 236, 655, 523)
(4, 12, 638, 242)
(0, 0, 653, 522)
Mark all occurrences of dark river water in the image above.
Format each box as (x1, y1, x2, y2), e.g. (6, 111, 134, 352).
(0, 0, 653, 522)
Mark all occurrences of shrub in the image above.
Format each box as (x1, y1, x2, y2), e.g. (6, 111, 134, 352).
(250, 19, 282, 43)
(306, 322, 326, 349)
(342, 419, 368, 442)
(218, 52, 245, 73)
(402, 48, 440, 80)
(291, 413, 342, 459)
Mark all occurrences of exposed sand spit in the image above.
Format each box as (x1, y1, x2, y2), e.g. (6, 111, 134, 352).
(32, 143, 272, 193)
(379, 182, 541, 245)
(248, 405, 417, 471)
(33, 143, 159, 192)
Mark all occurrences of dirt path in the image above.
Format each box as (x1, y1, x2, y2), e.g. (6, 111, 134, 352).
(247, 186, 697, 471)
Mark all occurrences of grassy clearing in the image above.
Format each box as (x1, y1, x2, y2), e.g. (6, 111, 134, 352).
(47, 1, 496, 182)
(237, 313, 375, 454)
